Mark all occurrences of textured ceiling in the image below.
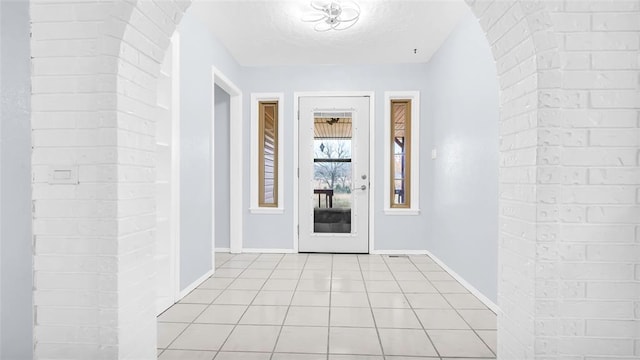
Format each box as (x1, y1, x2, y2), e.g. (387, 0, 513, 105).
(189, 0, 469, 66)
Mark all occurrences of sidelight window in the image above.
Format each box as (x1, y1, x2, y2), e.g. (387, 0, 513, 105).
(385, 92, 420, 214)
(390, 99, 411, 208)
(259, 101, 278, 207)
(251, 94, 284, 213)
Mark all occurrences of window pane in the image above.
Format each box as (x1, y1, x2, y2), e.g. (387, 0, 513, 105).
(390, 100, 410, 208)
(259, 101, 278, 207)
(313, 114, 353, 234)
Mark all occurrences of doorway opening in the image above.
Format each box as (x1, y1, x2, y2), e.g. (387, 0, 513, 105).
(212, 68, 243, 254)
(213, 84, 231, 253)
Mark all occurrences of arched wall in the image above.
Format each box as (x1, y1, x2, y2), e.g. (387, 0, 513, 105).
(29, 0, 639, 359)
(467, 1, 560, 358)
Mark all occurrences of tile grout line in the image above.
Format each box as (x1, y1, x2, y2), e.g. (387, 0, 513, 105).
(268, 253, 311, 360)
(158, 320, 474, 331)
(382, 254, 443, 359)
(357, 254, 388, 360)
(159, 253, 496, 359)
(325, 254, 335, 360)
(208, 253, 258, 360)
(213, 253, 289, 359)
(407, 255, 497, 359)
(421, 255, 497, 358)
(210, 253, 265, 358)
(159, 252, 258, 356)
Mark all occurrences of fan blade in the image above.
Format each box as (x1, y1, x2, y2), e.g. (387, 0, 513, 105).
(337, 8, 359, 22)
(341, 0, 361, 12)
(302, 13, 328, 22)
(310, 0, 329, 11)
(333, 18, 359, 31)
(314, 21, 333, 32)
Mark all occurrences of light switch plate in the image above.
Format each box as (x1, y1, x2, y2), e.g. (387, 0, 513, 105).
(49, 166, 79, 185)
(431, 148, 437, 160)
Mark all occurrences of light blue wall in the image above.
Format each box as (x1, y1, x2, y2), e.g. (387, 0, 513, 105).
(179, 11, 499, 302)
(424, 11, 499, 302)
(0, 0, 33, 357)
(241, 64, 432, 250)
(214, 85, 231, 249)
(1, 3, 3, 353)
(178, 13, 436, 253)
(178, 11, 242, 289)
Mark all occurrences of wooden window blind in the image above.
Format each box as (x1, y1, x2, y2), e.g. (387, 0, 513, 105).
(390, 99, 411, 208)
(259, 101, 278, 207)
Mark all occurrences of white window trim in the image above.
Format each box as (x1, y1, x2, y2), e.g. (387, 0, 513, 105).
(384, 91, 420, 215)
(250, 93, 284, 214)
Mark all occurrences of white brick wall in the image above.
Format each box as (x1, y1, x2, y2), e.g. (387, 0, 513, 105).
(30, 0, 185, 358)
(542, 1, 640, 360)
(467, 0, 639, 359)
(29, 0, 639, 358)
(114, 1, 186, 358)
(31, 0, 119, 357)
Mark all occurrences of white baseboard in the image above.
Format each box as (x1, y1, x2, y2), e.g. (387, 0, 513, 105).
(371, 249, 429, 255)
(425, 250, 499, 314)
(178, 268, 214, 299)
(242, 248, 295, 254)
(215, 247, 230, 252)
(156, 296, 175, 317)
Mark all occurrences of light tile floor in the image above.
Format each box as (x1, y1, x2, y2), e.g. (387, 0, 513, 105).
(158, 253, 497, 360)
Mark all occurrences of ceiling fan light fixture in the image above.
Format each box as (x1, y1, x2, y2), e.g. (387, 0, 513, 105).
(302, 1, 361, 32)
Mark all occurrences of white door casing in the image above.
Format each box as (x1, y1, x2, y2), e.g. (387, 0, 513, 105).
(298, 96, 370, 253)
(212, 67, 243, 255)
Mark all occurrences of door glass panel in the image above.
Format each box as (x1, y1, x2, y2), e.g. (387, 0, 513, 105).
(312, 113, 352, 234)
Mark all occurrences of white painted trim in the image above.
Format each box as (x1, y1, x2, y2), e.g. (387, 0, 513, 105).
(229, 94, 243, 254)
(250, 93, 285, 213)
(178, 268, 214, 299)
(293, 97, 299, 254)
(249, 208, 284, 215)
(293, 91, 376, 254)
(210, 66, 216, 271)
(425, 250, 499, 314)
(368, 94, 376, 254)
(371, 249, 429, 255)
(171, 32, 181, 302)
(215, 247, 230, 253)
(157, 298, 174, 315)
(242, 248, 296, 254)
(383, 209, 421, 216)
(212, 66, 243, 254)
(383, 91, 420, 213)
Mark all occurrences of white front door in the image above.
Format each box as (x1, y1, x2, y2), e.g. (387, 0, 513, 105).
(298, 96, 370, 253)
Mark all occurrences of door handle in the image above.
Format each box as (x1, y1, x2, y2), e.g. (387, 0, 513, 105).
(353, 185, 367, 191)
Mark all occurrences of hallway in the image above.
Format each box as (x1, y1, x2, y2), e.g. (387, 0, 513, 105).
(158, 253, 496, 359)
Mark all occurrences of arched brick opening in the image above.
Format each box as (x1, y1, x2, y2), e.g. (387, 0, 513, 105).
(34, 0, 554, 358)
(118, 1, 558, 358)
(29, 0, 640, 359)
